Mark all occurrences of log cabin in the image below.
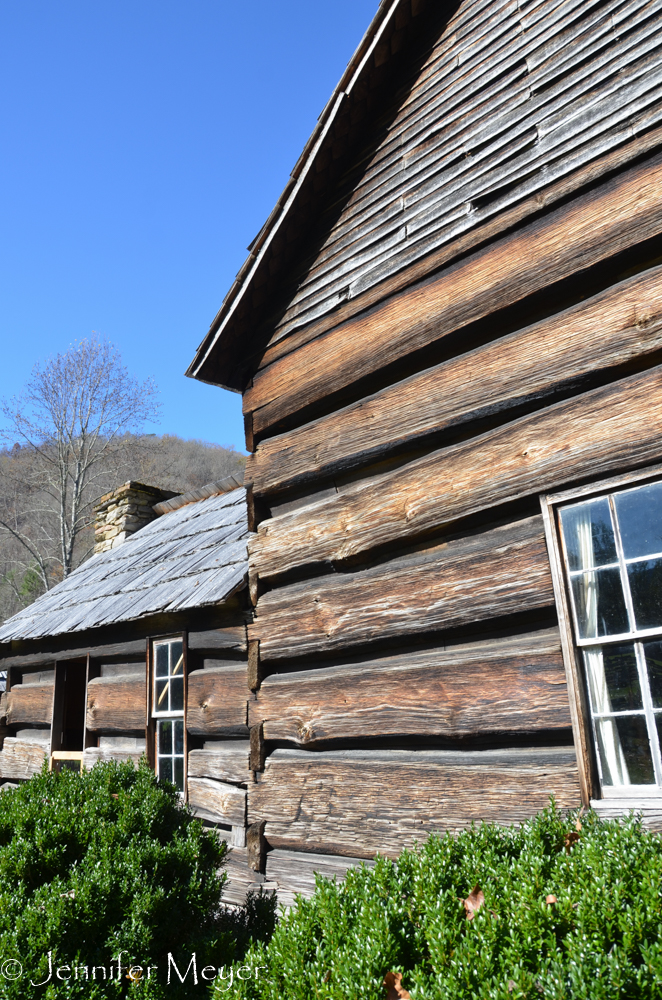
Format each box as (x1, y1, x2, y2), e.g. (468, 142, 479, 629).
(0, 476, 268, 904)
(185, 0, 662, 901)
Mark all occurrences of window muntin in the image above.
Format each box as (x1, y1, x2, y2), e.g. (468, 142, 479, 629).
(152, 638, 184, 793)
(559, 481, 662, 791)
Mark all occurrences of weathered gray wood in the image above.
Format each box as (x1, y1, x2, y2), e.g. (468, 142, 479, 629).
(248, 154, 662, 434)
(249, 747, 581, 858)
(590, 798, 662, 831)
(0, 738, 47, 780)
(187, 743, 250, 785)
(2, 682, 54, 727)
(251, 516, 553, 660)
(0, 639, 147, 670)
(188, 626, 248, 653)
(251, 632, 570, 742)
(222, 846, 271, 906)
(186, 666, 248, 735)
(83, 747, 145, 769)
(86, 674, 146, 733)
(188, 776, 247, 827)
(249, 266, 662, 496)
(251, 365, 662, 582)
(265, 848, 375, 907)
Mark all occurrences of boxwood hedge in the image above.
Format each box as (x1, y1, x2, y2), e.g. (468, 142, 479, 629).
(0, 759, 238, 999)
(224, 804, 662, 1000)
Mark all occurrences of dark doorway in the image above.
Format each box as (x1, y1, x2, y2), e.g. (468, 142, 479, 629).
(51, 660, 87, 753)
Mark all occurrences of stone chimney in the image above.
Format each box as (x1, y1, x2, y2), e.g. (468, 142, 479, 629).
(94, 482, 180, 555)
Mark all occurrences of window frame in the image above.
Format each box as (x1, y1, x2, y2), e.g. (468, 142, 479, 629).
(541, 461, 662, 806)
(147, 633, 188, 798)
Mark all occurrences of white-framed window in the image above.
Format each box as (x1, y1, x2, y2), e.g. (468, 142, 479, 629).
(151, 637, 185, 793)
(553, 476, 662, 796)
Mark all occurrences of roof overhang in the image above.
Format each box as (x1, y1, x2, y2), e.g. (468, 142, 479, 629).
(186, 0, 431, 393)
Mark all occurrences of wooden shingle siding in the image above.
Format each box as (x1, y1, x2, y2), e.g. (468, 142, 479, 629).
(249, 748, 582, 858)
(250, 516, 553, 660)
(248, 265, 662, 497)
(270, 0, 662, 342)
(250, 632, 570, 744)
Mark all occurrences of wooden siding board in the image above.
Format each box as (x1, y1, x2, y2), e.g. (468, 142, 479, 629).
(248, 265, 662, 497)
(266, 1, 662, 340)
(250, 366, 662, 582)
(249, 747, 582, 857)
(187, 744, 251, 785)
(250, 632, 570, 743)
(251, 516, 553, 660)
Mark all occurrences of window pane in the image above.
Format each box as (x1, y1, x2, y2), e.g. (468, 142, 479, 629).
(628, 558, 662, 630)
(170, 677, 184, 713)
(174, 719, 184, 755)
(174, 757, 184, 792)
(595, 716, 655, 785)
(585, 644, 642, 713)
(614, 482, 662, 560)
(155, 679, 169, 711)
(159, 757, 173, 783)
(158, 719, 172, 753)
(171, 642, 184, 674)
(613, 716, 655, 784)
(643, 640, 662, 708)
(571, 567, 629, 638)
(155, 644, 169, 677)
(560, 499, 617, 571)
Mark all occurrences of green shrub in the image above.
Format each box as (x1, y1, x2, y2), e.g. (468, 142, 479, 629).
(224, 804, 662, 1000)
(0, 759, 232, 999)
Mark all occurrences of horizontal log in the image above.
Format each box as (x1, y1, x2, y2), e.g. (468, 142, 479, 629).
(248, 266, 662, 497)
(187, 744, 250, 785)
(186, 666, 248, 736)
(188, 626, 247, 653)
(0, 640, 146, 670)
(250, 631, 569, 741)
(251, 365, 662, 581)
(3, 683, 54, 727)
(86, 675, 146, 733)
(265, 848, 375, 907)
(83, 747, 145, 769)
(251, 516, 553, 660)
(250, 747, 581, 858)
(0, 738, 47, 780)
(188, 776, 247, 827)
(246, 153, 662, 436)
(222, 847, 270, 906)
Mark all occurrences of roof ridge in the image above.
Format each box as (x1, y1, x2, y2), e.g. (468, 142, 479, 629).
(152, 471, 245, 515)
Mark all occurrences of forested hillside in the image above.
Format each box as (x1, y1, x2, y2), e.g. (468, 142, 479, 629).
(0, 434, 245, 624)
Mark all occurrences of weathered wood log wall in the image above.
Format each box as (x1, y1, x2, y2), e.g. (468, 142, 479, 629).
(0, 608, 257, 902)
(228, 0, 662, 903)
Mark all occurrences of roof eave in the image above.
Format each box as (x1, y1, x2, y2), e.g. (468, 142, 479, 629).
(185, 0, 409, 392)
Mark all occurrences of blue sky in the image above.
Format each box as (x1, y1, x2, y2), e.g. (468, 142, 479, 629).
(0, 1, 378, 453)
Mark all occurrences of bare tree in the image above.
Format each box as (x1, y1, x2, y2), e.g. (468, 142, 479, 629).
(0, 337, 160, 592)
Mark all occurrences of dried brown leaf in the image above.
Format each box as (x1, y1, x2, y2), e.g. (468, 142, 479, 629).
(463, 884, 485, 920)
(383, 971, 411, 999)
(545, 894, 557, 905)
(564, 831, 580, 853)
